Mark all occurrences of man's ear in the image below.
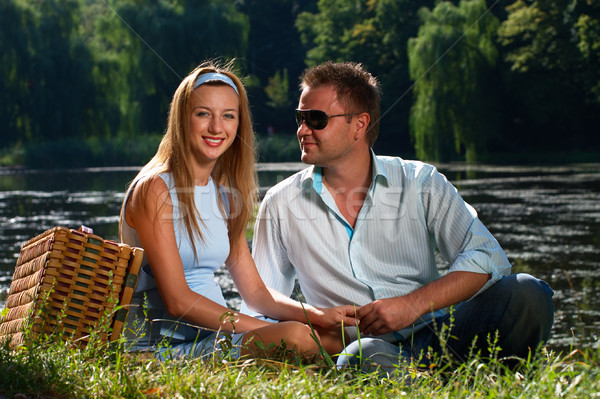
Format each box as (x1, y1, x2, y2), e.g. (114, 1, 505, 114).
(354, 112, 370, 141)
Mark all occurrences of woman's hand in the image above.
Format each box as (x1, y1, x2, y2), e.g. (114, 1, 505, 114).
(310, 305, 358, 329)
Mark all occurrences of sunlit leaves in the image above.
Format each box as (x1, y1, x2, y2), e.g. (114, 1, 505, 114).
(408, 0, 500, 162)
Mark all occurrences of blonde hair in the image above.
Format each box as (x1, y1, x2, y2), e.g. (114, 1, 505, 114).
(120, 60, 257, 253)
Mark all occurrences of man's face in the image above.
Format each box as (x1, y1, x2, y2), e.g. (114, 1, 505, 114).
(296, 85, 357, 167)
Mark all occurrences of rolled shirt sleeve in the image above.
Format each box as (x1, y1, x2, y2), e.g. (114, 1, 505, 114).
(419, 166, 511, 296)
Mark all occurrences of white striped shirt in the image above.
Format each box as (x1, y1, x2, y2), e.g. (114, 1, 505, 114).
(247, 152, 511, 340)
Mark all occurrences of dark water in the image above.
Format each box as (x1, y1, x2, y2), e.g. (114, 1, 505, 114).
(1, 163, 599, 353)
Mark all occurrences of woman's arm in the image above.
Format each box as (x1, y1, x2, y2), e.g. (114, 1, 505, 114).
(126, 176, 269, 334)
(227, 234, 357, 329)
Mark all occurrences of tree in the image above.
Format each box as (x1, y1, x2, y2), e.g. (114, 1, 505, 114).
(0, 0, 97, 146)
(0, 0, 32, 147)
(575, 3, 600, 105)
(237, 0, 317, 134)
(296, 0, 434, 157)
(265, 69, 291, 108)
(25, 0, 97, 141)
(95, 0, 249, 138)
(408, 0, 500, 162)
(497, 0, 600, 153)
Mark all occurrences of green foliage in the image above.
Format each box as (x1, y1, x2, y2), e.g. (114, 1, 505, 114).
(408, 0, 500, 162)
(496, 0, 600, 153)
(0, 0, 249, 153)
(497, 0, 546, 72)
(255, 133, 300, 163)
(262, 68, 295, 132)
(296, 0, 435, 157)
(96, 0, 250, 138)
(233, 0, 315, 134)
(0, 1, 31, 148)
(576, 11, 600, 103)
(0, 0, 97, 146)
(297, 0, 373, 66)
(1, 0, 599, 166)
(265, 69, 291, 109)
(21, 134, 162, 168)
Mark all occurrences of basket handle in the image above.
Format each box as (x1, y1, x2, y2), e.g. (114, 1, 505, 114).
(78, 225, 93, 234)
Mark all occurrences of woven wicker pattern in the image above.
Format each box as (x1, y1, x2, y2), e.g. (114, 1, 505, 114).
(0, 226, 143, 348)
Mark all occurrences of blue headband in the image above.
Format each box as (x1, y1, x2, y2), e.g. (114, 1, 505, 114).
(193, 72, 239, 95)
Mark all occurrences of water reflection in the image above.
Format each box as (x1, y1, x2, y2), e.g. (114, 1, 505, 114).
(452, 168, 600, 352)
(1, 163, 599, 353)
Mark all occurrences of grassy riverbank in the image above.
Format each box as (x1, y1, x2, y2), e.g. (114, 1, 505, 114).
(1, 328, 598, 398)
(0, 133, 302, 169)
(2, 136, 599, 170)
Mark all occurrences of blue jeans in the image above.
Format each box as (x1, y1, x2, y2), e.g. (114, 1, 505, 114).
(154, 332, 245, 361)
(336, 273, 554, 374)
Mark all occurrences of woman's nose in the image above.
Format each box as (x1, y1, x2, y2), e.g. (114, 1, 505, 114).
(209, 116, 223, 133)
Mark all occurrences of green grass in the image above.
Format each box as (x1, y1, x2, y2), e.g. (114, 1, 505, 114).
(1, 322, 599, 398)
(2, 296, 599, 398)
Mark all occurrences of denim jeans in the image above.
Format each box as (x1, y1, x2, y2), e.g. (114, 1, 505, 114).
(336, 273, 554, 375)
(153, 331, 244, 361)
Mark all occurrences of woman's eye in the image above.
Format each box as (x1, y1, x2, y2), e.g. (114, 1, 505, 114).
(223, 113, 236, 120)
(197, 111, 210, 117)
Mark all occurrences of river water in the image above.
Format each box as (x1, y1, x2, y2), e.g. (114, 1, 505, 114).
(1, 162, 599, 354)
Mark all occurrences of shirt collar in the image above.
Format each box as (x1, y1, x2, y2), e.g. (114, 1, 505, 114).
(312, 166, 324, 193)
(300, 149, 390, 194)
(370, 148, 390, 185)
(299, 165, 319, 192)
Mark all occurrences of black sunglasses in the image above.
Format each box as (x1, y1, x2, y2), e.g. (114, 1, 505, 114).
(295, 109, 357, 130)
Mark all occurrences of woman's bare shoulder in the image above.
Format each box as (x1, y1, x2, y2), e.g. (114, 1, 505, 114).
(128, 174, 171, 215)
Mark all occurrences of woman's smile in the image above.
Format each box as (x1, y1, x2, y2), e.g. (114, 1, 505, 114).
(203, 136, 226, 146)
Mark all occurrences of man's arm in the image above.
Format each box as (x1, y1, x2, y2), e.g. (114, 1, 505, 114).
(356, 271, 489, 336)
(422, 167, 511, 294)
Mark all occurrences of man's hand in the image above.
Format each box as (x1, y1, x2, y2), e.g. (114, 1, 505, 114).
(311, 305, 359, 329)
(356, 297, 422, 336)
(355, 272, 490, 336)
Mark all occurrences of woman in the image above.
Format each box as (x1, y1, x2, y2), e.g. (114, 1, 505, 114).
(119, 61, 354, 360)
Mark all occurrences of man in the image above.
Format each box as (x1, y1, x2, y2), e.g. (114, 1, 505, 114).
(245, 61, 554, 373)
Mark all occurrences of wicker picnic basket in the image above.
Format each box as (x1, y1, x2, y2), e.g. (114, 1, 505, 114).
(0, 226, 143, 348)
